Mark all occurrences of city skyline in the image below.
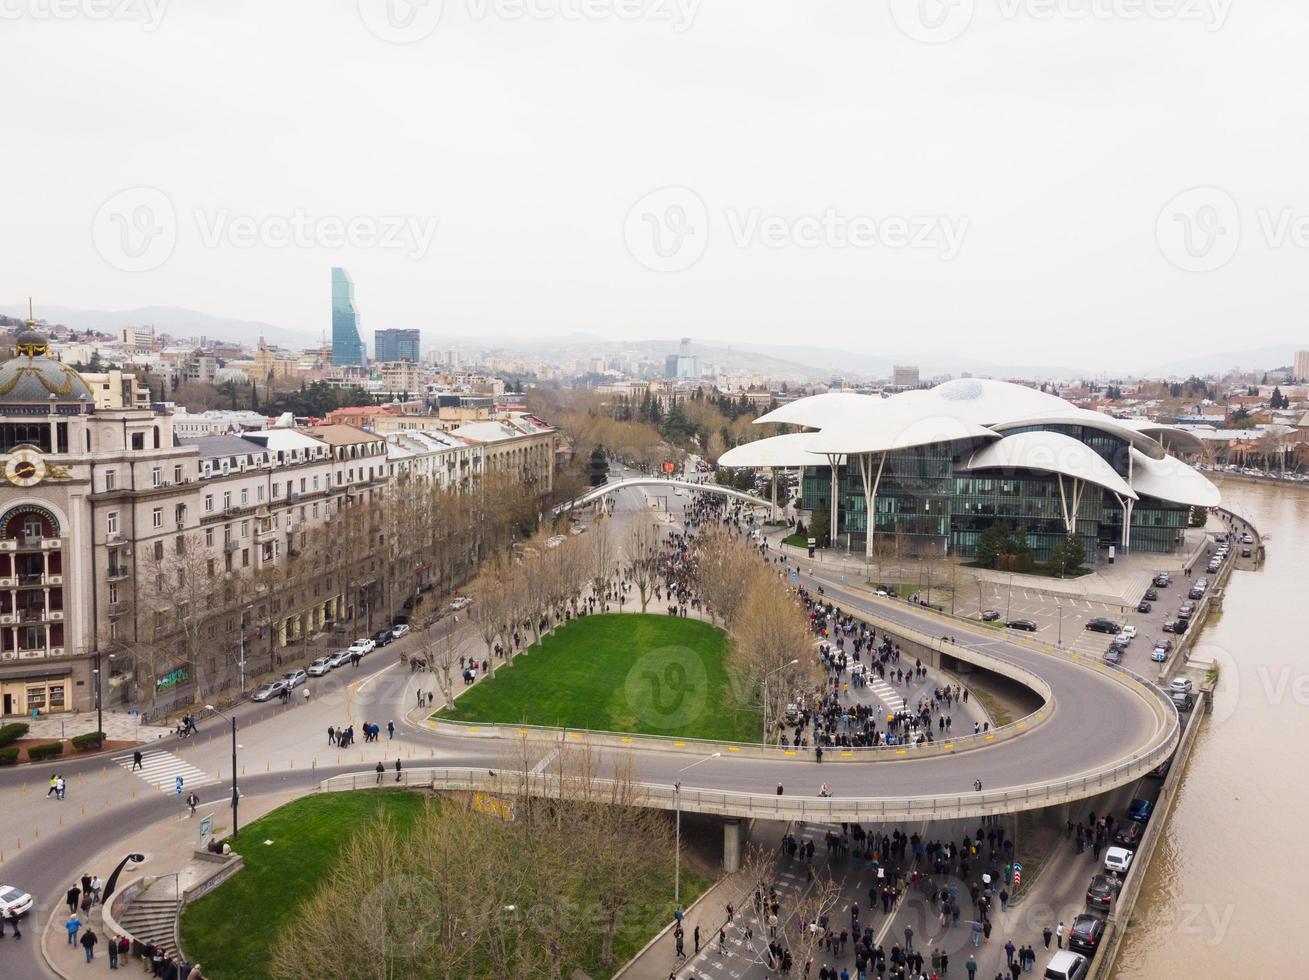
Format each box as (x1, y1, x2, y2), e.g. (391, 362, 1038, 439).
(4, 4, 1308, 371)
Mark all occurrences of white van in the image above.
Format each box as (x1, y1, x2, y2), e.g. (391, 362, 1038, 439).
(1043, 950, 1089, 980)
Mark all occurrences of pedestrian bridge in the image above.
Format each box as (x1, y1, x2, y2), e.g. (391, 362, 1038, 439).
(553, 477, 773, 516)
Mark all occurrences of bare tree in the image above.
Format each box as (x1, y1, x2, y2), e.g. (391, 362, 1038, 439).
(624, 518, 662, 613)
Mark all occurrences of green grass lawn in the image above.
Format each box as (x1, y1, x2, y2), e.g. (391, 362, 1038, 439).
(180, 791, 426, 979)
(181, 790, 711, 979)
(439, 613, 760, 742)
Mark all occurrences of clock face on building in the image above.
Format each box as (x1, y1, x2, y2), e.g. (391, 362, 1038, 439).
(4, 449, 46, 488)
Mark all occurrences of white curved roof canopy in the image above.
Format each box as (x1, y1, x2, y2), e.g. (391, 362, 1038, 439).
(989, 409, 1167, 460)
(961, 430, 1137, 500)
(806, 403, 1000, 455)
(718, 432, 842, 468)
(753, 391, 875, 428)
(1128, 448, 1220, 507)
(1113, 418, 1206, 456)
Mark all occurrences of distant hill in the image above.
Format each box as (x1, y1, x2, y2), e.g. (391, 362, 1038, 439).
(0, 304, 317, 348)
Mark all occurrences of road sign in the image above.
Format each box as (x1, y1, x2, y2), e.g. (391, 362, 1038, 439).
(1013, 860, 1023, 888)
(199, 814, 214, 846)
(175, 775, 184, 795)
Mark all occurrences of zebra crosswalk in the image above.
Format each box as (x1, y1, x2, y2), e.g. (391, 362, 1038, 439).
(867, 676, 906, 713)
(113, 749, 218, 794)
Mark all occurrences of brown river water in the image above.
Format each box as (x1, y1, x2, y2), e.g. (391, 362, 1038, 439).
(1113, 476, 1307, 977)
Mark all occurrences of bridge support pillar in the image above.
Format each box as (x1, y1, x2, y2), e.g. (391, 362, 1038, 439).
(723, 818, 743, 873)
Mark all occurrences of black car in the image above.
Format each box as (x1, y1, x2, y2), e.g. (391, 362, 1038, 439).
(1153, 573, 1171, 588)
(1162, 620, 1178, 634)
(1113, 821, 1143, 847)
(1069, 913, 1106, 955)
(1144, 588, 1158, 601)
(1137, 600, 1152, 614)
(1171, 691, 1194, 712)
(1103, 647, 1122, 665)
(1006, 619, 1037, 632)
(1148, 758, 1172, 779)
(1086, 618, 1122, 634)
(981, 609, 1001, 622)
(372, 629, 393, 647)
(1086, 875, 1122, 911)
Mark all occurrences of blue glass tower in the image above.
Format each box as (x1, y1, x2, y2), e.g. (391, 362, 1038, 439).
(331, 267, 366, 367)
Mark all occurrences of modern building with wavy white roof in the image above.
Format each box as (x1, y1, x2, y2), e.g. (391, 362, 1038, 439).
(719, 378, 1219, 562)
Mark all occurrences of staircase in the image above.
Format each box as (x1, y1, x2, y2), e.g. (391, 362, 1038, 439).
(115, 881, 180, 957)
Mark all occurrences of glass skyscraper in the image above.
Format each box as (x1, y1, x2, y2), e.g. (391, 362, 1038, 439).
(374, 328, 421, 363)
(331, 267, 366, 367)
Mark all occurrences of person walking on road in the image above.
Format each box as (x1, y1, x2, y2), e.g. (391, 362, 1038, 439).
(6, 909, 20, 940)
(47, 773, 58, 796)
(1042, 925, 1052, 949)
(186, 791, 199, 816)
(966, 954, 978, 978)
(387, 720, 395, 740)
(1056, 921, 1065, 948)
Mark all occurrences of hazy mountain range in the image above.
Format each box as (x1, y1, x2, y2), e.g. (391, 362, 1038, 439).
(5, 303, 1300, 382)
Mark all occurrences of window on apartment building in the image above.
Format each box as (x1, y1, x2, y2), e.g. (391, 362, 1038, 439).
(109, 621, 119, 641)
(312, 502, 319, 518)
(107, 512, 118, 534)
(257, 485, 265, 502)
(240, 488, 249, 506)
(175, 535, 185, 556)
(151, 507, 162, 529)
(204, 494, 214, 512)
(177, 568, 186, 588)
(224, 552, 233, 572)
(151, 466, 162, 488)
(131, 432, 144, 451)
(299, 506, 306, 521)
(241, 520, 249, 538)
(207, 558, 215, 578)
(223, 491, 232, 510)
(174, 464, 183, 484)
(153, 541, 164, 561)
(108, 583, 119, 604)
(313, 476, 319, 490)
(242, 548, 250, 567)
(205, 528, 213, 547)
(104, 469, 117, 491)
(223, 525, 232, 545)
(174, 504, 186, 525)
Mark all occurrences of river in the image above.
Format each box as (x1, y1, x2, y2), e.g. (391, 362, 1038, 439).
(1113, 476, 1308, 977)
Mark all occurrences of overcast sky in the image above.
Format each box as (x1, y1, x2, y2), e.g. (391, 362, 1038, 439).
(2, 0, 1306, 369)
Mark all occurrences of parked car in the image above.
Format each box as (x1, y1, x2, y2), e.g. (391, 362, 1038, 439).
(1113, 821, 1144, 847)
(1043, 950, 1090, 980)
(1170, 677, 1193, 694)
(252, 679, 287, 702)
(372, 629, 393, 647)
(1006, 619, 1038, 632)
(1119, 625, 1137, 639)
(0, 884, 34, 919)
(1162, 620, 1179, 634)
(1086, 618, 1121, 634)
(1104, 846, 1134, 874)
(307, 656, 333, 677)
(328, 649, 354, 669)
(1171, 691, 1195, 712)
(1136, 600, 1152, 614)
(348, 638, 375, 656)
(451, 596, 473, 611)
(1148, 758, 1172, 779)
(1206, 562, 1220, 575)
(1151, 647, 1168, 662)
(981, 609, 1001, 622)
(1241, 533, 1253, 544)
(1189, 586, 1205, 601)
(1068, 913, 1106, 956)
(391, 623, 410, 639)
(1172, 616, 1189, 634)
(1177, 602, 1196, 619)
(1127, 798, 1154, 824)
(1103, 648, 1122, 665)
(282, 668, 307, 689)
(1241, 548, 1252, 558)
(1086, 874, 1122, 910)
(1143, 587, 1158, 601)
(1153, 572, 1171, 587)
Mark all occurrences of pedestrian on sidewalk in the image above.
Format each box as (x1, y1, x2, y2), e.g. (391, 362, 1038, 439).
(66, 884, 80, 913)
(65, 913, 81, 946)
(1042, 925, 1052, 949)
(47, 773, 58, 796)
(108, 933, 119, 969)
(387, 720, 395, 740)
(395, 759, 403, 782)
(91, 875, 102, 904)
(80, 928, 98, 962)
(375, 761, 384, 784)
(328, 726, 336, 746)
(718, 928, 727, 955)
(1056, 921, 1065, 948)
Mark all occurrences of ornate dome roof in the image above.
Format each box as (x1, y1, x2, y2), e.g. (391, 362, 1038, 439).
(0, 326, 94, 406)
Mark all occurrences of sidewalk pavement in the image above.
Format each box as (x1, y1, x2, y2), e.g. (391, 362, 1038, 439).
(40, 789, 301, 980)
(5, 710, 172, 744)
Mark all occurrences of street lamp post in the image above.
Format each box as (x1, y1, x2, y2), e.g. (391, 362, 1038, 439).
(205, 705, 241, 840)
(1005, 573, 1014, 620)
(761, 659, 800, 746)
(674, 752, 721, 910)
(1056, 604, 1063, 647)
(91, 651, 115, 748)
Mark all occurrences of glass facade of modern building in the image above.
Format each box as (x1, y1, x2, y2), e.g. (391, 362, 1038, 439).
(375, 328, 420, 363)
(801, 428, 1193, 562)
(331, 267, 366, 367)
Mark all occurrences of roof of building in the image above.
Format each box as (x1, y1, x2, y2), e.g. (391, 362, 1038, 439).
(961, 430, 1137, 500)
(298, 423, 386, 446)
(718, 432, 843, 468)
(1128, 448, 1221, 507)
(177, 434, 269, 461)
(0, 326, 94, 406)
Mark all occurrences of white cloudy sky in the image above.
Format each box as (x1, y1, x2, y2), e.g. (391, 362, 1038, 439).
(2, 0, 1306, 369)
